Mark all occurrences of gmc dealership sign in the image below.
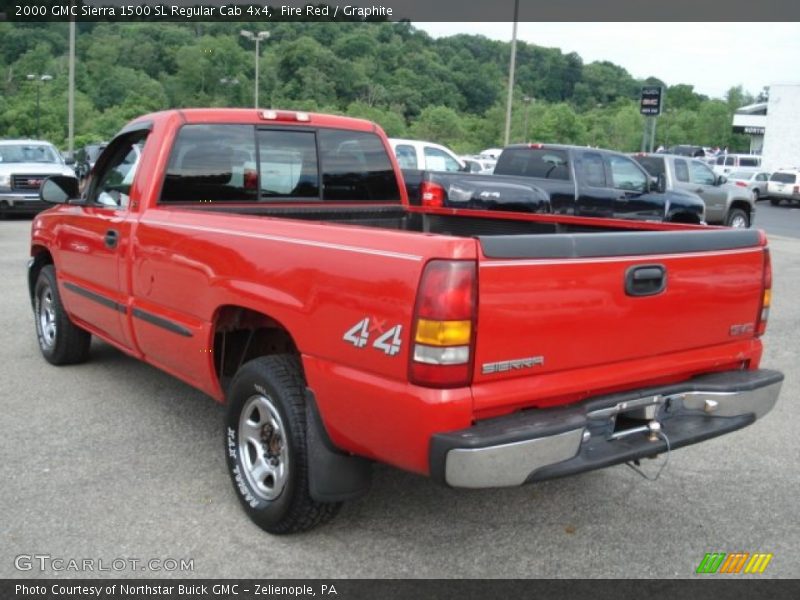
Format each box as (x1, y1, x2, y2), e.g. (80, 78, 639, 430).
(640, 86, 663, 116)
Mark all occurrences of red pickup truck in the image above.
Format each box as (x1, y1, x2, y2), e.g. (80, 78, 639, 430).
(29, 109, 782, 534)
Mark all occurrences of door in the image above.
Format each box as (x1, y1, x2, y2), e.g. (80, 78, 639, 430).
(688, 160, 728, 223)
(606, 154, 662, 220)
(573, 151, 615, 218)
(55, 130, 148, 350)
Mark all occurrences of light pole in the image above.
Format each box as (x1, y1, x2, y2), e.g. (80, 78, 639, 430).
(240, 30, 270, 108)
(27, 74, 53, 138)
(502, 0, 520, 147)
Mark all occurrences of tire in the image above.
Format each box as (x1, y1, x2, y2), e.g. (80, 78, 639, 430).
(769, 197, 780, 206)
(753, 189, 760, 203)
(33, 265, 91, 365)
(725, 208, 749, 228)
(225, 355, 341, 534)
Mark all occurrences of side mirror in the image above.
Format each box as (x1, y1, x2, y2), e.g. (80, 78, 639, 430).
(716, 175, 727, 186)
(64, 156, 76, 166)
(40, 175, 80, 205)
(649, 174, 667, 194)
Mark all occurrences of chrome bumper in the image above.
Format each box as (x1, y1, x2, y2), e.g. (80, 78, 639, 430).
(430, 369, 783, 489)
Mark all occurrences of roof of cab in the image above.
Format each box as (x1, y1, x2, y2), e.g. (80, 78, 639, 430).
(126, 108, 379, 133)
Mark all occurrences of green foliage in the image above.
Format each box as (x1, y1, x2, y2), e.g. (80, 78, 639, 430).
(0, 21, 755, 155)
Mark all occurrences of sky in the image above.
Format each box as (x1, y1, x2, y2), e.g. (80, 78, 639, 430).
(416, 22, 800, 101)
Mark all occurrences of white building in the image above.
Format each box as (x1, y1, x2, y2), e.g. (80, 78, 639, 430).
(761, 84, 800, 171)
(732, 102, 766, 154)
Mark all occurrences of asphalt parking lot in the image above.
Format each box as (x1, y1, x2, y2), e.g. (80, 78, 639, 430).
(1, 206, 798, 579)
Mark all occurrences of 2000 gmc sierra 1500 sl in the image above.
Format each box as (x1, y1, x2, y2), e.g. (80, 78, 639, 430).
(29, 109, 782, 534)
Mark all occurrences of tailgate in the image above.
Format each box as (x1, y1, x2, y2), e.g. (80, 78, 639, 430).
(473, 229, 766, 395)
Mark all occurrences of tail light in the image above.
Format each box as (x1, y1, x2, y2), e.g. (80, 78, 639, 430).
(260, 110, 311, 122)
(794, 185, 799, 195)
(420, 181, 445, 208)
(735, 181, 748, 188)
(409, 260, 477, 388)
(756, 248, 772, 336)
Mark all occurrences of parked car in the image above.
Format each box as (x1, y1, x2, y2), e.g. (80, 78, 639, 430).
(479, 148, 503, 160)
(29, 108, 782, 534)
(405, 144, 705, 223)
(388, 138, 465, 172)
(0, 139, 76, 216)
(726, 170, 772, 202)
(460, 155, 495, 174)
(666, 145, 706, 158)
(712, 154, 763, 176)
(74, 142, 108, 180)
(633, 153, 754, 228)
(767, 168, 800, 206)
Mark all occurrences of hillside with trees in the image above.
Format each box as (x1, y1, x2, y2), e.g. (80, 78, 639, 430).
(0, 21, 755, 152)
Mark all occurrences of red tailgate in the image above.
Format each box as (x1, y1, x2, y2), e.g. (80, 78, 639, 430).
(472, 229, 767, 411)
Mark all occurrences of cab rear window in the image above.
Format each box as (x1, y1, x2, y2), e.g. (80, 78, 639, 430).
(159, 124, 399, 203)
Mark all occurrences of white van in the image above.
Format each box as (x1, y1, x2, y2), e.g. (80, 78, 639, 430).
(388, 138, 465, 172)
(712, 154, 762, 176)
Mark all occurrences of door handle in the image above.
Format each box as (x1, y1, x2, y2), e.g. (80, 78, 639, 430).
(104, 229, 119, 249)
(625, 264, 667, 297)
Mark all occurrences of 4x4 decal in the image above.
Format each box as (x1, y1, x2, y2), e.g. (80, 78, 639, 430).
(343, 318, 403, 356)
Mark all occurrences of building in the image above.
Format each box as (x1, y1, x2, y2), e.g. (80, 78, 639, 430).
(762, 84, 800, 171)
(732, 102, 766, 154)
(733, 83, 800, 171)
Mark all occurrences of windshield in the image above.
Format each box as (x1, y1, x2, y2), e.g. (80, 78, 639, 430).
(0, 144, 61, 164)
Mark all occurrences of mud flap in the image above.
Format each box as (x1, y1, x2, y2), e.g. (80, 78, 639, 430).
(305, 388, 372, 503)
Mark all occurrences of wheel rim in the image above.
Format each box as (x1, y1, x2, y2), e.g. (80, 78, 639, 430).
(36, 285, 57, 349)
(730, 214, 747, 228)
(238, 393, 289, 501)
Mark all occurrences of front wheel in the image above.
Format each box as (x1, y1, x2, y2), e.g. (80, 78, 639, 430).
(225, 355, 341, 534)
(726, 208, 750, 228)
(33, 265, 91, 365)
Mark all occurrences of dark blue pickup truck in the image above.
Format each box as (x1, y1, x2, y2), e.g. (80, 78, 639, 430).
(404, 144, 706, 224)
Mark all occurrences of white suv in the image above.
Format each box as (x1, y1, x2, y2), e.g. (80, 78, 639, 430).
(388, 138, 465, 172)
(767, 168, 800, 206)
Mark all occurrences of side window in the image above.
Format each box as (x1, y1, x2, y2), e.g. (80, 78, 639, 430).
(739, 157, 759, 167)
(318, 129, 400, 202)
(757, 173, 769, 182)
(160, 125, 257, 203)
(674, 159, 690, 182)
(578, 152, 607, 187)
(607, 155, 646, 192)
(424, 147, 461, 172)
(716, 156, 726, 165)
(690, 161, 716, 185)
(724, 156, 736, 166)
(394, 145, 418, 169)
(88, 131, 148, 209)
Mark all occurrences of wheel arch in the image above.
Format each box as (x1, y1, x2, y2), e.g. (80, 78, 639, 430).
(28, 246, 54, 305)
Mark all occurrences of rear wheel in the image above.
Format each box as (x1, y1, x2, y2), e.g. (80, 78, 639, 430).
(725, 208, 749, 228)
(33, 265, 91, 365)
(225, 355, 341, 534)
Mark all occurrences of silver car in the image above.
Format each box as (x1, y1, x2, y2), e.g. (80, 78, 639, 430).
(726, 170, 772, 202)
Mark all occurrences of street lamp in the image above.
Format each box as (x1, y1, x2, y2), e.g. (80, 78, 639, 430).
(240, 30, 270, 108)
(502, 0, 520, 146)
(27, 74, 53, 138)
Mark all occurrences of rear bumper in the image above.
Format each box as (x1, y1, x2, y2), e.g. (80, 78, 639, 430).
(430, 369, 783, 488)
